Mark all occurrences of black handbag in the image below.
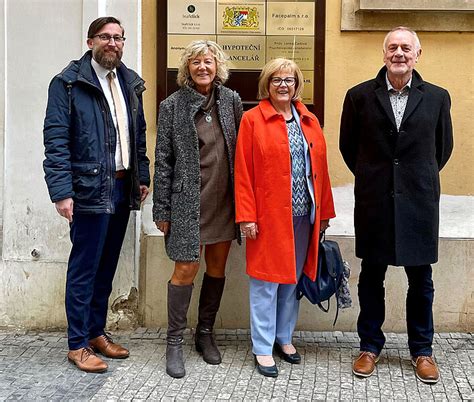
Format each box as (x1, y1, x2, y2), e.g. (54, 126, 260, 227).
(296, 232, 344, 324)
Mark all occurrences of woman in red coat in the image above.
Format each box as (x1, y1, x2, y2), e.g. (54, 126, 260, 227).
(235, 58, 335, 377)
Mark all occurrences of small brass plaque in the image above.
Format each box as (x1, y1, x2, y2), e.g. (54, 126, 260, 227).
(217, 36, 266, 69)
(266, 36, 314, 70)
(168, 34, 217, 68)
(267, 1, 315, 36)
(168, 0, 216, 34)
(301, 70, 314, 104)
(217, 1, 266, 35)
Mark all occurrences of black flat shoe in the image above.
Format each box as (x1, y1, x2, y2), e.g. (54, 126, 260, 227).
(254, 355, 278, 378)
(274, 343, 301, 364)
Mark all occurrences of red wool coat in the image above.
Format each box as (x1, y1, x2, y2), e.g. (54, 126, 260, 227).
(235, 99, 336, 284)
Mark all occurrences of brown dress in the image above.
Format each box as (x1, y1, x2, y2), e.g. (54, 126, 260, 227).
(195, 89, 235, 245)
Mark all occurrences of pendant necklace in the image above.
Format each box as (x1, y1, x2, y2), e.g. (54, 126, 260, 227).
(203, 106, 213, 123)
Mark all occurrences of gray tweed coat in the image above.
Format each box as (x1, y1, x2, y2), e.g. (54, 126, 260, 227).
(153, 84, 243, 261)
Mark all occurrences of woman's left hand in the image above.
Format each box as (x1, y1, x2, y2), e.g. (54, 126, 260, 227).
(240, 222, 259, 240)
(320, 219, 330, 232)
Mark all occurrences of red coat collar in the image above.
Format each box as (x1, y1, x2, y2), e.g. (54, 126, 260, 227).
(258, 99, 315, 122)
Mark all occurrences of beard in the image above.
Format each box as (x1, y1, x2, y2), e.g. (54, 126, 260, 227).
(93, 47, 122, 70)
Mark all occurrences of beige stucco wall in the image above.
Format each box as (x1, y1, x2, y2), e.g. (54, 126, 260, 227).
(2, 0, 467, 330)
(141, 0, 473, 196)
(140, 233, 473, 332)
(325, 4, 474, 196)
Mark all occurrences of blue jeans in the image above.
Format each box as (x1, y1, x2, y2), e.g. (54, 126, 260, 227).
(357, 260, 434, 357)
(66, 178, 130, 350)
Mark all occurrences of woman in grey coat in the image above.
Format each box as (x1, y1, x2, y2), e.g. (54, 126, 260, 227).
(153, 40, 243, 378)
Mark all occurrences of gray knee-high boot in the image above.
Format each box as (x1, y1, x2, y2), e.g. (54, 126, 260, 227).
(166, 282, 193, 378)
(195, 273, 225, 364)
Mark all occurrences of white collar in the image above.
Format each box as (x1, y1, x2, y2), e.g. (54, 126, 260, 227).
(91, 57, 116, 80)
(385, 72, 412, 92)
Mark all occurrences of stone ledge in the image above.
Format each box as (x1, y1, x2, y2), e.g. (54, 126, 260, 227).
(342, 0, 474, 31)
(143, 187, 474, 239)
(139, 234, 474, 332)
(357, 0, 474, 12)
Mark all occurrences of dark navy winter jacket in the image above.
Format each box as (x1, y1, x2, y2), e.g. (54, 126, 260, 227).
(43, 51, 150, 213)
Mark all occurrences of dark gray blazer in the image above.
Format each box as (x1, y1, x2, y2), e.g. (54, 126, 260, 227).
(153, 84, 243, 261)
(340, 67, 453, 266)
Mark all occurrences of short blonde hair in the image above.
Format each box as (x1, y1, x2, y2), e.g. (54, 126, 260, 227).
(257, 58, 304, 101)
(177, 40, 229, 87)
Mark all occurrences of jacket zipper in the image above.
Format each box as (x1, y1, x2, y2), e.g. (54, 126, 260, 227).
(75, 76, 116, 213)
(66, 82, 73, 114)
(99, 96, 116, 214)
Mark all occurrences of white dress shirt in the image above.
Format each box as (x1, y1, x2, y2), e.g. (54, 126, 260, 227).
(91, 58, 130, 171)
(386, 73, 412, 131)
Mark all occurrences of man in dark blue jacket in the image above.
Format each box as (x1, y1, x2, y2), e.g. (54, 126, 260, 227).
(43, 16, 150, 373)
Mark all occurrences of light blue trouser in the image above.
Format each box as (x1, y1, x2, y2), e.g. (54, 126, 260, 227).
(249, 215, 311, 355)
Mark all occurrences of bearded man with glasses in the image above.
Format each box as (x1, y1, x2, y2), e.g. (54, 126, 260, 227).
(43, 16, 150, 373)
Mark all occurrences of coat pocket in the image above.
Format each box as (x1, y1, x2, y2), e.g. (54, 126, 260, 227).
(71, 162, 102, 201)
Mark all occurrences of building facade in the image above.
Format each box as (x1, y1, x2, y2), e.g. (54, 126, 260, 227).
(0, 0, 472, 331)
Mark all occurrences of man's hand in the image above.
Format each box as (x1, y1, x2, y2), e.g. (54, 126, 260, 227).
(55, 198, 74, 223)
(140, 185, 149, 202)
(155, 220, 170, 235)
(240, 222, 258, 240)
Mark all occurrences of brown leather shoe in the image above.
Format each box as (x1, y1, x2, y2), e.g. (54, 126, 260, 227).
(412, 356, 440, 384)
(352, 351, 379, 377)
(68, 347, 108, 373)
(89, 334, 130, 359)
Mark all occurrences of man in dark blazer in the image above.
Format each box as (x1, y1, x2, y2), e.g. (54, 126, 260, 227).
(43, 17, 150, 372)
(340, 27, 453, 384)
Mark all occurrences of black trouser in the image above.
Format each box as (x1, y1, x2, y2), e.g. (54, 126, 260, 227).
(357, 260, 434, 357)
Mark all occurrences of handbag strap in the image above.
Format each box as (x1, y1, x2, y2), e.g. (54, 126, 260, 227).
(317, 300, 330, 313)
(333, 294, 340, 326)
(316, 277, 340, 326)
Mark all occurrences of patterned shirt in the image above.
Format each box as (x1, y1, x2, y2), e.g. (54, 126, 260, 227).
(386, 73, 411, 131)
(286, 116, 311, 216)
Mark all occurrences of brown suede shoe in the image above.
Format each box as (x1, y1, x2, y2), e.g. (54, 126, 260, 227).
(352, 351, 379, 377)
(89, 334, 130, 359)
(412, 356, 440, 384)
(67, 347, 108, 373)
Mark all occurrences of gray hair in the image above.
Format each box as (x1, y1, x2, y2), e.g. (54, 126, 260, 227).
(383, 26, 421, 52)
(176, 40, 229, 87)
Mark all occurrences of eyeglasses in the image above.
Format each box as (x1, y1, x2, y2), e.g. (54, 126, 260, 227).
(270, 77, 296, 87)
(93, 34, 126, 44)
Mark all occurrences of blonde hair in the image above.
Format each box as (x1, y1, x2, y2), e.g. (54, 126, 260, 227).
(257, 58, 304, 101)
(176, 40, 229, 87)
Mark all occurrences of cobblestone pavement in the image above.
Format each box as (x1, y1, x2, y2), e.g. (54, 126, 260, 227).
(0, 329, 472, 401)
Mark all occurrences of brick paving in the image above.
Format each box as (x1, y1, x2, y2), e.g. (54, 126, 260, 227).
(0, 329, 472, 400)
